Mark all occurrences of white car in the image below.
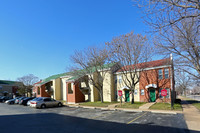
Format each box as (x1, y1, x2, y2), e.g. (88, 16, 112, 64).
(30, 97, 62, 109)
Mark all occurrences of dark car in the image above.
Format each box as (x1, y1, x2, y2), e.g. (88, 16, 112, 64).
(5, 97, 19, 104)
(15, 97, 26, 104)
(20, 97, 35, 106)
(0, 96, 10, 102)
(18, 97, 27, 105)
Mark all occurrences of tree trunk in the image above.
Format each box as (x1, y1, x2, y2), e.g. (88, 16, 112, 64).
(100, 90, 104, 103)
(184, 88, 186, 96)
(131, 90, 134, 104)
(88, 92, 91, 102)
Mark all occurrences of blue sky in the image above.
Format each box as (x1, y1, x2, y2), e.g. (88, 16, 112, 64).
(0, 0, 148, 81)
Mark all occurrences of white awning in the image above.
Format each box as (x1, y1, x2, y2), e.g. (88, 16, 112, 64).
(121, 86, 130, 90)
(145, 84, 157, 89)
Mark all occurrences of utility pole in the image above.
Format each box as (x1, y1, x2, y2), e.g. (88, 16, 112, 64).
(170, 54, 175, 110)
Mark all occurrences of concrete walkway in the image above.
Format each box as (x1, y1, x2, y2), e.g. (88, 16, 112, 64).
(139, 102, 156, 110)
(181, 100, 200, 131)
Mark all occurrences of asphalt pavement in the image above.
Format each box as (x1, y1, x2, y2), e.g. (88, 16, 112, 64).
(0, 103, 195, 133)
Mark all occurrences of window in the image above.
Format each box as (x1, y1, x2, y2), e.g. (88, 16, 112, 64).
(118, 76, 122, 84)
(141, 89, 144, 95)
(44, 98, 51, 102)
(164, 68, 169, 79)
(166, 88, 170, 98)
(115, 76, 117, 84)
(134, 89, 138, 95)
(68, 83, 73, 94)
(158, 69, 163, 79)
(159, 88, 163, 98)
(37, 87, 40, 95)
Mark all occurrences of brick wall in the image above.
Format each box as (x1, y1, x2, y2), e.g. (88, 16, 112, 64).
(67, 82, 85, 103)
(139, 67, 172, 102)
(36, 85, 51, 98)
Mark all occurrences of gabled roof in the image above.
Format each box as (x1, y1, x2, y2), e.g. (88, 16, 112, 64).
(37, 63, 117, 85)
(38, 72, 72, 85)
(117, 58, 171, 72)
(0, 80, 21, 85)
(33, 80, 42, 86)
(67, 62, 117, 81)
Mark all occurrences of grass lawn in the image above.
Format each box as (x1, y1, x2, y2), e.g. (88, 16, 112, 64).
(79, 101, 119, 107)
(116, 102, 146, 109)
(60, 100, 66, 104)
(192, 103, 200, 110)
(150, 103, 182, 111)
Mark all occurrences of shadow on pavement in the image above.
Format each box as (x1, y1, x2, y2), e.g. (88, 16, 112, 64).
(0, 113, 197, 133)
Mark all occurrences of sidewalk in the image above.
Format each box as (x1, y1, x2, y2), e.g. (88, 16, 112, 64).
(180, 97, 200, 131)
(64, 102, 182, 114)
(139, 102, 156, 110)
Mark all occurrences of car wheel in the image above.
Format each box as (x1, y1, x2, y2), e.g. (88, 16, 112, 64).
(10, 101, 14, 104)
(41, 104, 46, 109)
(2, 100, 5, 103)
(58, 103, 62, 107)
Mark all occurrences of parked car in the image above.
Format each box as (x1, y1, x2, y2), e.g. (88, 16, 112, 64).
(20, 97, 35, 106)
(18, 97, 28, 105)
(27, 100, 31, 106)
(27, 97, 40, 106)
(30, 97, 62, 109)
(0, 96, 10, 102)
(5, 97, 19, 104)
(15, 97, 26, 104)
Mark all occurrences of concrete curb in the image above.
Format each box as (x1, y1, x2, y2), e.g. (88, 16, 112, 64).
(82, 106, 96, 109)
(64, 104, 181, 114)
(115, 108, 143, 113)
(150, 110, 177, 114)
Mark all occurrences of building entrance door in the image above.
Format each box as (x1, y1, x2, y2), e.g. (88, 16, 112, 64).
(150, 89, 156, 102)
(125, 90, 130, 102)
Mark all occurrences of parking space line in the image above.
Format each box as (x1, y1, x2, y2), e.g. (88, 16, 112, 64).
(90, 112, 114, 119)
(127, 112, 147, 124)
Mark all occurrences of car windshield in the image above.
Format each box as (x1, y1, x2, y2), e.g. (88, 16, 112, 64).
(32, 97, 43, 101)
(24, 97, 32, 100)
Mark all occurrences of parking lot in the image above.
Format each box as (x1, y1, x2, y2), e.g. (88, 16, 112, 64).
(0, 103, 195, 133)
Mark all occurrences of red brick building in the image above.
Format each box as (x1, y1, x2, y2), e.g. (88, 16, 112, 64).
(32, 80, 51, 98)
(66, 81, 85, 104)
(139, 58, 175, 102)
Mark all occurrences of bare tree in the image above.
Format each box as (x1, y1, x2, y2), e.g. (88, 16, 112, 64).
(17, 74, 39, 96)
(70, 46, 113, 103)
(176, 71, 191, 96)
(154, 18, 200, 79)
(106, 31, 153, 104)
(134, 1, 200, 79)
(192, 85, 200, 94)
(135, 0, 200, 31)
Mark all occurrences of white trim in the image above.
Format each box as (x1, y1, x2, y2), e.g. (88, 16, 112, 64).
(35, 80, 53, 86)
(120, 86, 130, 90)
(145, 84, 157, 89)
(60, 75, 72, 78)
